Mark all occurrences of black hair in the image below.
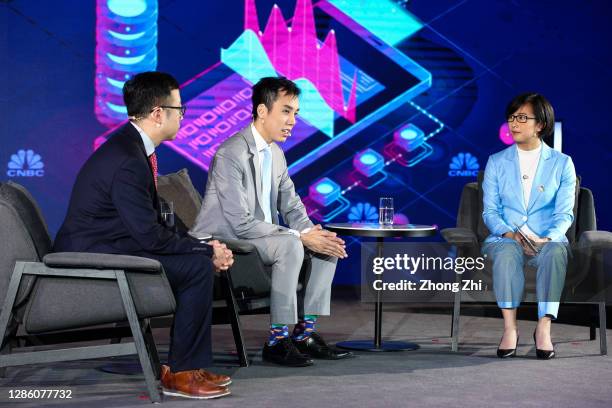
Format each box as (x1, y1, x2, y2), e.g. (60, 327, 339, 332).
(505, 93, 555, 139)
(251, 77, 301, 119)
(122, 71, 180, 118)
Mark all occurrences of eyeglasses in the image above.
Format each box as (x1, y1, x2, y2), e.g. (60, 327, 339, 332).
(154, 105, 187, 117)
(507, 114, 536, 123)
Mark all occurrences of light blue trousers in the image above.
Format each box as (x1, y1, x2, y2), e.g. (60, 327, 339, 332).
(482, 238, 568, 319)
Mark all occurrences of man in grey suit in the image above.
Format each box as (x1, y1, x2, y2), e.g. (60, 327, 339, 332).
(191, 77, 351, 366)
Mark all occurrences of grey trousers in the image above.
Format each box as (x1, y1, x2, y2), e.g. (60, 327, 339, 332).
(245, 233, 337, 324)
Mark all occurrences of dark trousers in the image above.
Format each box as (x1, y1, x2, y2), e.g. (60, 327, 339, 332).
(135, 252, 214, 372)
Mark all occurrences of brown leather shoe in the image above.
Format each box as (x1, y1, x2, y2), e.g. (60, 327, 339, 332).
(160, 365, 230, 399)
(161, 365, 232, 387)
(197, 369, 232, 387)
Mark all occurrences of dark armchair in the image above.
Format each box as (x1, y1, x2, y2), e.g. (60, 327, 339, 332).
(157, 169, 275, 309)
(0, 181, 172, 402)
(441, 172, 610, 354)
(157, 169, 279, 367)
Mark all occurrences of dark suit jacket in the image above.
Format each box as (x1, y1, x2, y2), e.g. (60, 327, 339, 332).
(54, 123, 212, 257)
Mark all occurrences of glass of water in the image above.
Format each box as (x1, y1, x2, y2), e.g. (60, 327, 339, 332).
(160, 200, 175, 230)
(379, 197, 394, 226)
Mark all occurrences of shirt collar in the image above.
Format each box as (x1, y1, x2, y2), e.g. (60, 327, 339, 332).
(251, 123, 270, 152)
(130, 122, 156, 156)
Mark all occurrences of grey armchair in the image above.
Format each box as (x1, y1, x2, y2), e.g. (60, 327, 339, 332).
(441, 172, 610, 354)
(156, 170, 315, 367)
(0, 181, 173, 403)
(157, 169, 277, 367)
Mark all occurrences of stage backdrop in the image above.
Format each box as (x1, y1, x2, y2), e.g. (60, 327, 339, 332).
(2, 0, 611, 284)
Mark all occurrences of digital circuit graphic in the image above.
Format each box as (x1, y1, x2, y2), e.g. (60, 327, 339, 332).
(94, 0, 453, 225)
(7, 0, 607, 286)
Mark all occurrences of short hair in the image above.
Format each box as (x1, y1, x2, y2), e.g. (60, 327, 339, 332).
(505, 93, 555, 139)
(122, 71, 180, 118)
(251, 77, 301, 119)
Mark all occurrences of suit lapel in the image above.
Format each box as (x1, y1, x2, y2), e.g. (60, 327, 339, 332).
(526, 143, 552, 213)
(242, 126, 264, 216)
(124, 123, 159, 210)
(505, 146, 525, 208)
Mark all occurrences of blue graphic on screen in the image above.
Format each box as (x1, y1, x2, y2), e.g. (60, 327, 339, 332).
(95, 0, 158, 128)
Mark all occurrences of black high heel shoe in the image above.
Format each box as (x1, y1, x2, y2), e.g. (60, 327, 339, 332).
(497, 333, 519, 358)
(533, 331, 555, 360)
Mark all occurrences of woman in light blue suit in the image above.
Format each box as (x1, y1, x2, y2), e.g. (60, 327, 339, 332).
(482, 93, 576, 359)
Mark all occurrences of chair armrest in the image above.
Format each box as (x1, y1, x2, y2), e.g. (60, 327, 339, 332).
(440, 228, 479, 246)
(578, 231, 612, 250)
(218, 239, 257, 254)
(43, 252, 162, 272)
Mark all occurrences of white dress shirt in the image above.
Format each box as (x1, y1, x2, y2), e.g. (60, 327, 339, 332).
(130, 122, 156, 156)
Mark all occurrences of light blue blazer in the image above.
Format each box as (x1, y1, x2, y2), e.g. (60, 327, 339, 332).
(482, 143, 576, 243)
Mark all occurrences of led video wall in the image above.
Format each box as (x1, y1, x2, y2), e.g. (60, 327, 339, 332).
(3, 0, 610, 284)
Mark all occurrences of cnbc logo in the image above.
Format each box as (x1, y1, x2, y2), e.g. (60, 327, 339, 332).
(7, 149, 45, 177)
(448, 152, 479, 177)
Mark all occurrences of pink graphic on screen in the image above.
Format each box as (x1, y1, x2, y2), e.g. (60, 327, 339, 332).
(245, 0, 357, 122)
(94, 0, 388, 173)
(499, 122, 513, 145)
(173, 74, 319, 170)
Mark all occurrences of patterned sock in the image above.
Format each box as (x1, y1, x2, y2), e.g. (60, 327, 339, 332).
(292, 314, 318, 341)
(268, 324, 289, 346)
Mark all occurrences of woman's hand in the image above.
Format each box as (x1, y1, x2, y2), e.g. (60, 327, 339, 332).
(503, 231, 535, 256)
(528, 234, 551, 254)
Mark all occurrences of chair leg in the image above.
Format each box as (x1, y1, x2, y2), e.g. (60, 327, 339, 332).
(110, 322, 128, 344)
(599, 302, 607, 355)
(0, 341, 13, 378)
(142, 320, 161, 380)
(451, 289, 461, 352)
(116, 272, 161, 403)
(588, 303, 597, 340)
(0, 262, 26, 376)
(590, 324, 597, 341)
(221, 270, 249, 367)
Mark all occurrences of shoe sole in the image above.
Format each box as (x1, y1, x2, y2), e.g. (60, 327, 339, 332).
(162, 388, 231, 399)
(304, 350, 354, 360)
(310, 355, 353, 360)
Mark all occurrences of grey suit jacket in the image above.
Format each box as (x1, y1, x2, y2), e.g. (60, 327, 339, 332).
(191, 125, 314, 240)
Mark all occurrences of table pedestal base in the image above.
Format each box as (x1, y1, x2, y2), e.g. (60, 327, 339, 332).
(336, 340, 419, 352)
(324, 224, 437, 355)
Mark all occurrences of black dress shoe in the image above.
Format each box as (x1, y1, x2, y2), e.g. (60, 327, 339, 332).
(533, 331, 555, 360)
(293, 332, 353, 360)
(497, 335, 519, 358)
(262, 337, 313, 367)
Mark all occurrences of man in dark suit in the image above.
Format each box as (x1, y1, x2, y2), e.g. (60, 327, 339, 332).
(54, 72, 233, 400)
